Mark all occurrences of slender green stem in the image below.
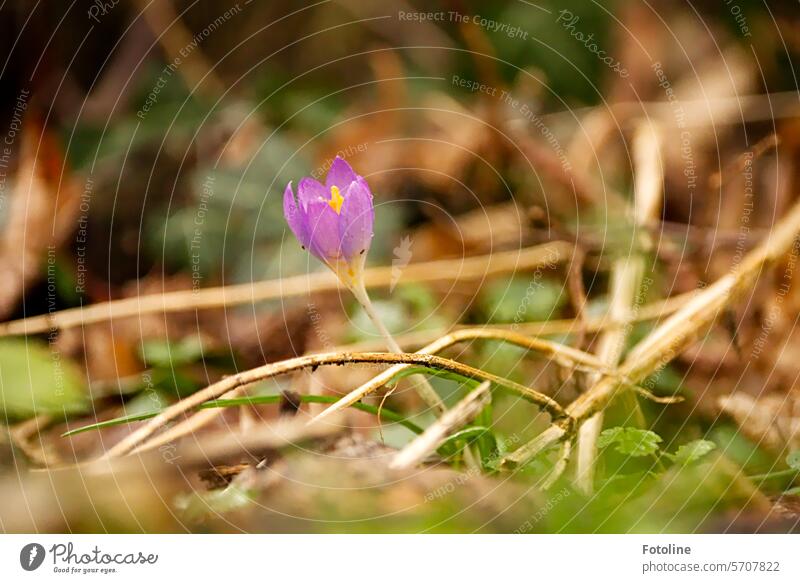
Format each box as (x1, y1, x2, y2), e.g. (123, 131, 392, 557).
(350, 282, 447, 414)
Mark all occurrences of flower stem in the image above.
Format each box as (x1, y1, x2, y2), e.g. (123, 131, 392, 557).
(351, 283, 446, 414)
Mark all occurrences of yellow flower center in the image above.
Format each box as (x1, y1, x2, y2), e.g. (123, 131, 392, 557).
(328, 185, 344, 214)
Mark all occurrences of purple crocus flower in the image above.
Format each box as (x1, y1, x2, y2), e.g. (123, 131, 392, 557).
(283, 156, 374, 288)
(284, 155, 447, 415)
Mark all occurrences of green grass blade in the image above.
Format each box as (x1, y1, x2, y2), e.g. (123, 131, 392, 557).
(202, 394, 424, 434)
(61, 411, 161, 436)
(62, 394, 423, 437)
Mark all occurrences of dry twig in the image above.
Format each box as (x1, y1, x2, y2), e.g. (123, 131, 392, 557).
(0, 242, 571, 337)
(337, 289, 698, 353)
(575, 121, 664, 493)
(502, 191, 800, 469)
(309, 326, 612, 426)
(104, 350, 566, 459)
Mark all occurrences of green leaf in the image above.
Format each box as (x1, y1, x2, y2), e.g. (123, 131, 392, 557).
(596, 427, 624, 448)
(140, 336, 206, 368)
(0, 339, 88, 418)
(786, 450, 800, 471)
(598, 426, 662, 457)
(670, 440, 716, 466)
(438, 426, 490, 453)
(438, 426, 499, 470)
(151, 367, 200, 399)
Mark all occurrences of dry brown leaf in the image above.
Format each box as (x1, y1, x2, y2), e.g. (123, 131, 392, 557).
(718, 392, 800, 452)
(0, 115, 81, 318)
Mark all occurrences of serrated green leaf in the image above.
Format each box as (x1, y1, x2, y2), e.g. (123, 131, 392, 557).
(597, 426, 624, 449)
(671, 440, 716, 466)
(598, 426, 662, 457)
(0, 339, 88, 418)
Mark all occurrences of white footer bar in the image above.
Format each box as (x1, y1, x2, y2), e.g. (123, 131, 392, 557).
(0, 534, 797, 582)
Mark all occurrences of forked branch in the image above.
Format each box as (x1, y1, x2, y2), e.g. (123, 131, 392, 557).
(502, 196, 800, 469)
(104, 350, 566, 458)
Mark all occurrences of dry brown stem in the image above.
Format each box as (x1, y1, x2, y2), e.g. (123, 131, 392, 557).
(0, 242, 571, 337)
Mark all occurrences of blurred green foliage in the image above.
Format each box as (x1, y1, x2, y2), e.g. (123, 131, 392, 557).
(0, 339, 88, 419)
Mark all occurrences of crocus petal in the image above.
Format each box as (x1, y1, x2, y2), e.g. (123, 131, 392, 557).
(325, 156, 359, 192)
(339, 177, 374, 260)
(297, 177, 328, 209)
(284, 157, 376, 286)
(283, 182, 311, 249)
(304, 197, 342, 262)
